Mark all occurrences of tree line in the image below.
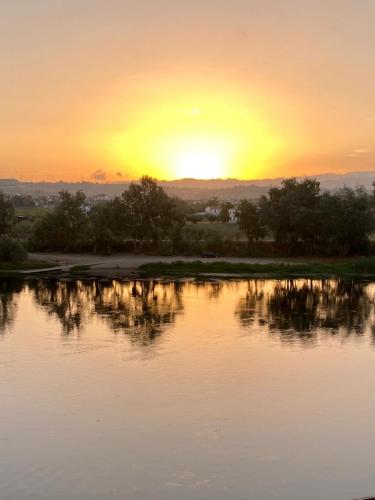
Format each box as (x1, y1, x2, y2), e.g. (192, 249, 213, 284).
(0, 175, 374, 260)
(237, 178, 374, 256)
(32, 176, 186, 254)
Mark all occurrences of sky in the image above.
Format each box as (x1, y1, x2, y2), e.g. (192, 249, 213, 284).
(1, 0, 375, 181)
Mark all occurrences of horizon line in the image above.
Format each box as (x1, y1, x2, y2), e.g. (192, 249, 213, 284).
(2, 169, 375, 185)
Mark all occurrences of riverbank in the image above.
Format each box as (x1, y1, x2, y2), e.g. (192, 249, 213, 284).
(2, 253, 375, 279)
(139, 258, 375, 278)
(0, 259, 53, 272)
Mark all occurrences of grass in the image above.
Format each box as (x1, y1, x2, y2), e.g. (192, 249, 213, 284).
(0, 259, 53, 271)
(15, 207, 49, 218)
(69, 265, 91, 275)
(185, 221, 244, 240)
(139, 257, 375, 278)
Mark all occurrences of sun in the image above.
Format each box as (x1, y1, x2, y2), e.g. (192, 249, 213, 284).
(174, 147, 225, 179)
(102, 82, 286, 180)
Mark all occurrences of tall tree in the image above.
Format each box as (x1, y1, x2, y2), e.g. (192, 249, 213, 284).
(259, 178, 321, 253)
(0, 192, 15, 236)
(219, 202, 233, 223)
(121, 176, 185, 249)
(318, 187, 374, 255)
(89, 197, 125, 254)
(32, 191, 88, 251)
(237, 199, 265, 245)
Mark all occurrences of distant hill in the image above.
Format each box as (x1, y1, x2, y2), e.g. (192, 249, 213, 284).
(2, 171, 375, 201)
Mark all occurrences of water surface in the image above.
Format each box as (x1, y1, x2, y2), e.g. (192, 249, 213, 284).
(1, 278, 375, 500)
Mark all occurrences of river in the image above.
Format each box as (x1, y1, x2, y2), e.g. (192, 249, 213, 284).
(0, 277, 374, 500)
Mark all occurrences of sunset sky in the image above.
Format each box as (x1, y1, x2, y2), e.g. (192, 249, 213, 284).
(1, 0, 375, 181)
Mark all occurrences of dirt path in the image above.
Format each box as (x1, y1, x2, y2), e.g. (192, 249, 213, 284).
(29, 252, 299, 271)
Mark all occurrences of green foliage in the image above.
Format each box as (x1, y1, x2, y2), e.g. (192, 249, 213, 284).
(139, 257, 375, 278)
(318, 187, 374, 255)
(89, 197, 124, 254)
(69, 265, 91, 275)
(30, 178, 187, 254)
(252, 178, 374, 256)
(219, 202, 233, 223)
(32, 191, 89, 251)
(11, 194, 35, 208)
(237, 200, 265, 244)
(0, 235, 27, 263)
(0, 192, 15, 236)
(12, 218, 34, 242)
(0, 259, 51, 271)
(0, 192, 29, 262)
(187, 213, 205, 223)
(258, 178, 321, 252)
(121, 176, 186, 250)
(21, 176, 375, 258)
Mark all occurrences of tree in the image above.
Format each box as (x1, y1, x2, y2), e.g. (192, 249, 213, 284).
(32, 191, 88, 251)
(0, 192, 15, 236)
(89, 197, 125, 254)
(11, 194, 35, 209)
(259, 178, 321, 254)
(219, 202, 233, 223)
(121, 176, 185, 250)
(237, 200, 265, 245)
(166, 196, 188, 254)
(318, 187, 374, 255)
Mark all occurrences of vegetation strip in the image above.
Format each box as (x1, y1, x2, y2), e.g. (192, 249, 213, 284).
(0, 260, 53, 272)
(139, 258, 375, 278)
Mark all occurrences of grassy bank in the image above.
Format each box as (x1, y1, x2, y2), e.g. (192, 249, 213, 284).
(139, 258, 375, 278)
(0, 259, 53, 272)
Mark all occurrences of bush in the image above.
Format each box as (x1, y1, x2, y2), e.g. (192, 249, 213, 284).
(0, 236, 28, 263)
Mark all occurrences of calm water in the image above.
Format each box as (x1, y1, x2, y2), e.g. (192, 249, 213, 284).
(1, 278, 375, 500)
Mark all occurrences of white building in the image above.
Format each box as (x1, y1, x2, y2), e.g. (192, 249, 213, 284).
(205, 206, 221, 217)
(228, 207, 238, 224)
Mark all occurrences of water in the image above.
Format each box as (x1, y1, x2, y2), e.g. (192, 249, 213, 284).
(0, 277, 375, 500)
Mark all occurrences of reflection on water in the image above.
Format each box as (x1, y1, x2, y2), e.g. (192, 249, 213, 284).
(0, 278, 23, 334)
(29, 279, 90, 334)
(0, 277, 374, 347)
(2, 277, 375, 500)
(236, 279, 375, 345)
(0, 278, 375, 346)
(92, 280, 184, 344)
(28, 279, 185, 344)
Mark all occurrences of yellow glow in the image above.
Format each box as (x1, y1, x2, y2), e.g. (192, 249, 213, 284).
(85, 81, 297, 180)
(174, 146, 225, 179)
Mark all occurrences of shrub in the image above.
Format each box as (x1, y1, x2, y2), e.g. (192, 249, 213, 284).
(0, 236, 28, 263)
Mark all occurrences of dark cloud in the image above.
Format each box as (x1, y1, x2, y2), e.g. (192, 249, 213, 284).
(91, 169, 107, 181)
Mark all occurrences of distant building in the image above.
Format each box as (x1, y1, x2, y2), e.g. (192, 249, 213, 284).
(81, 202, 92, 214)
(228, 207, 238, 224)
(205, 206, 221, 217)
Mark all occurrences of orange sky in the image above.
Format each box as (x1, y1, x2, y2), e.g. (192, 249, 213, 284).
(1, 1, 375, 181)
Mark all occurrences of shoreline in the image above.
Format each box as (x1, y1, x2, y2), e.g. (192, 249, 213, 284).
(2, 253, 375, 280)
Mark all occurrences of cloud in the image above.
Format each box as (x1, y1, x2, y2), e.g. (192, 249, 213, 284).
(89, 169, 130, 182)
(90, 169, 107, 181)
(353, 148, 371, 154)
(346, 148, 372, 158)
(116, 171, 130, 179)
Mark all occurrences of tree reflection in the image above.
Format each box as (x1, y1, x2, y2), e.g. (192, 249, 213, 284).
(0, 278, 23, 334)
(7, 277, 375, 348)
(92, 280, 184, 344)
(29, 279, 93, 334)
(236, 279, 375, 345)
(29, 279, 184, 343)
